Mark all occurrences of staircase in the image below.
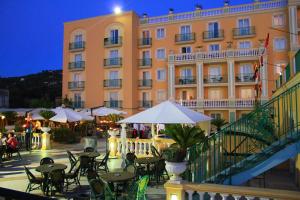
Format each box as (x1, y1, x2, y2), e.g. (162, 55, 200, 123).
(187, 82, 300, 185)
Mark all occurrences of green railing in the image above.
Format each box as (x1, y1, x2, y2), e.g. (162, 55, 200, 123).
(187, 82, 300, 184)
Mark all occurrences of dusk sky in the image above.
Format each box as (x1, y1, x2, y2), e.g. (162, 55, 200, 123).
(0, 0, 253, 77)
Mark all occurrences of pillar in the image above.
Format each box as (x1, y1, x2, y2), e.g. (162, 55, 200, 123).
(168, 63, 175, 100)
(229, 109, 236, 123)
(289, 4, 298, 51)
(196, 61, 204, 107)
(261, 55, 268, 101)
(227, 59, 235, 106)
(164, 183, 185, 200)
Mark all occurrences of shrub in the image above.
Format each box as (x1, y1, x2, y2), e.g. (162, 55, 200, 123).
(52, 127, 80, 144)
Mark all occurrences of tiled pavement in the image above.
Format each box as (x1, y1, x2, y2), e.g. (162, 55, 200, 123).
(0, 139, 166, 199)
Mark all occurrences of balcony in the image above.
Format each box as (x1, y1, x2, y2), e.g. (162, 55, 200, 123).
(236, 73, 255, 83)
(68, 81, 85, 90)
(203, 30, 224, 41)
(104, 37, 122, 47)
(103, 79, 122, 88)
(139, 100, 152, 108)
(138, 79, 152, 88)
(69, 41, 85, 52)
(73, 101, 85, 108)
(68, 61, 85, 71)
(175, 76, 196, 85)
(104, 58, 122, 68)
(233, 26, 256, 38)
(204, 75, 228, 84)
(176, 99, 256, 109)
(175, 33, 196, 44)
(138, 38, 152, 47)
(138, 58, 152, 68)
(104, 100, 122, 108)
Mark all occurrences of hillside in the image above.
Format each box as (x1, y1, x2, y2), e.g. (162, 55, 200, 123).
(0, 70, 62, 108)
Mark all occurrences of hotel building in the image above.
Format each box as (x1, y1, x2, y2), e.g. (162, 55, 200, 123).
(62, 0, 300, 122)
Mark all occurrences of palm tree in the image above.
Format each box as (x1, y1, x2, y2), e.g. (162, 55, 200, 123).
(211, 118, 227, 131)
(39, 110, 56, 127)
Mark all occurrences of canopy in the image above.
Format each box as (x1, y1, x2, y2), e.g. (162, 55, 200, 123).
(78, 110, 94, 121)
(29, 108, 48, 120)
(50, 107, 82, 123)
(0, 108, 31, 117)
(92, 107, 126, 117)
(119, 100, 212, 124)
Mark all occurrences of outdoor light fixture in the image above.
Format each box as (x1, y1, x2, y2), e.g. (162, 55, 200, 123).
(114, 6, 122, 15)
(170, 194, 178, 200)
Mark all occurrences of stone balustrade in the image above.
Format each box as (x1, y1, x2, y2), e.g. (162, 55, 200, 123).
(15, 132, 42, 149)
(176, 99, 256, 109)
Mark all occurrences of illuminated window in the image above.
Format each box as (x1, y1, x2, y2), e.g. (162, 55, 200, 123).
(156, 48, 166, 59)
(156, 28, 165, 39)
(157, 69, 166, 81)
(274, 38, 286, 50)
(273, 14, 285, 26)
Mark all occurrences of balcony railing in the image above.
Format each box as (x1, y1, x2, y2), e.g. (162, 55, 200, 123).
(176, 99, 256, 108)
(236, 73, 255, 83)
(104, 58, 122, 67)
(168, 48, 264, 63)
(104, 100, 122, 108)
(103, 79, 122, 88)
(175, 33, 196, 43)
(203, 29, 224, 41)
(138, 58, 152, 67)
(73, 101, 85, 108)
(138, 79, 152, 87)
(139, 100, 152, 108)
(68, 61, 85, 71)
(68, 81, 85, 90)
(104, 37, 122, 47)
(204, 75, 228, 84)
(235, 98, 256, 107)
(138, 38, 152, 47)
(69, 41, 85, 51)
(233, 26, 256, 38)
(175, 76, 196, 85)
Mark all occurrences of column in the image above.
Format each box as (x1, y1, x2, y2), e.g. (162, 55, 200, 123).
(227, 59, 235, 106)
(261, 55, 268, 101)
(168, 63, 175, 100)
(229, 109, 236, 123)
(289, 5, 298, 51)
(196, 61, 204, 107)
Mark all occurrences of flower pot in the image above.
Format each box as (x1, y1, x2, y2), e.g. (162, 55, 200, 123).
(41, 127, 51, 133)
(41, 127, 51, 150)
(165, 161, 187, 183)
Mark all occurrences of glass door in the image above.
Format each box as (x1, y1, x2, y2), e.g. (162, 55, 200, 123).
(209, 22, 219, 38)
(238, 19, 250, 35)
(110, 29, 119, 44)
(180, 25, 191, 41)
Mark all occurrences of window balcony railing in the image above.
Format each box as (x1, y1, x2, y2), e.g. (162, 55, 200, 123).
(73, 101, 85, 108)
(103, 79, 122, 88)
(138, 79, 152, 88)
(138, 58, 152, 67)
(104, 58, 122, 67)
(175, 76, 196, 85)
(139, 100, 152, 108)
(203, 29, 224, 41)
(138, 38, 152, 47)
(233, 26, 256, 38)
(175, 33, 196, 43)
(68, 61, 85, 71)
(203, 75, 228, 84)
(236, 73, 255, 83)
(68, 81, 85, 90)
(69, 41, 85, 51)
(104, 37, 122, 47)
(104, 100, 122, 108)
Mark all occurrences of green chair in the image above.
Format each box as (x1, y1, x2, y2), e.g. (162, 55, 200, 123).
(124, 175, 149, 200)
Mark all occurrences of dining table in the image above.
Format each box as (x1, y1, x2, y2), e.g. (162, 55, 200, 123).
(135, 157, 159, 176)
(77, 152, 100, 158)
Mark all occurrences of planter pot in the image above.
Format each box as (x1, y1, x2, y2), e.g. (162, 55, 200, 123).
(108, 129, 119, 138)
(83, 136, 97, 150)
(165, 161, 187, 183)
(41, 127, 51, 133)
(41, 127, 51, 150)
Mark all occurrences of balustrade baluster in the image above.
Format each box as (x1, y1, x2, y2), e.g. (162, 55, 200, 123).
(117, 140, 121, 155)
(135, 141, 138, 154)
(197, 192, 205, 200)
(139, 142, 143, 155)
(232, 195, 240, 200)
(143, 142, 147, 155)
(186, 190, 194, 200)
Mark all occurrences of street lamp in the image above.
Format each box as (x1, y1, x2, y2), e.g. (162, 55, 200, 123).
(114, 6, 122, 15)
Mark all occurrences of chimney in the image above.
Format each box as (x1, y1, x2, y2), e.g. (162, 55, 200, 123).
(224, 0, 230, 6)
(195, 4, 202, 10)
(169, 8, 174, 14)
(142, 13, 148, 18)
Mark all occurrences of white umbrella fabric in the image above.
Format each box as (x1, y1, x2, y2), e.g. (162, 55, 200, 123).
(29, 108, 47, 120)
(119, 100, 211, 124)
(92, 107, 126, 117)
(50, 107, 82, 123)
(78, 110, 94, 121)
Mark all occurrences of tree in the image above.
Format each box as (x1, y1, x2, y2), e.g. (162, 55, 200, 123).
(39, 110, 56, 127)
(63, 95, 73, 108)
(211, 118, 227, 131)
(1, 111, 17, 125)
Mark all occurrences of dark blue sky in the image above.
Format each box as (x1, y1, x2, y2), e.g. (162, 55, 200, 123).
(0, 0, 252, 77)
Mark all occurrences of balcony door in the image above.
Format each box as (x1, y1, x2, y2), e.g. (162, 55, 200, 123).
(110, 50, 119, 65)
(182, 91, 187, 100)
(180, 25, 191, 40)
(110, 29, 119, 44)
(142, 51, 150, 59)
(74, 93, 82, 107)
(239, 64, 252, 81)
(181, 46, 192, 53)
(74, 34, 82, 43)
(209, 67, 221, 82)
(181, 68, 192, 78)
(75, 54, 82, 62)
(109, 92, 119, 107)
(208, 22, 219, 38)
(143, 71, 150, 80)
(238, 18, 250, 35)
(142, 30, 150, 38)
(240, 88, 254, 99)
(208, 89, 222, 99)
(109, 71, 119, 80)
(73, 73, 81, 82)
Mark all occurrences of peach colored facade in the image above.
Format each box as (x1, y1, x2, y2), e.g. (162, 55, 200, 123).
(62, 0, 300, 122)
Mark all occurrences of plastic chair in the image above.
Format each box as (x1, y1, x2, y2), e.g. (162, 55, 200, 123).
(40, 157, 54, 165)
(24, 166, 43, 193)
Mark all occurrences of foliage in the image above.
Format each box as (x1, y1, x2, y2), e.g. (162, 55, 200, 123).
(39, 110, 56, 126)
(211, 118, 227, 131)
(1, 111, 17, 125)
(29, 98, 53, 108)
(161, 124, 207, 162)
(63, 95, 73, 108)
(52, 127, 80, 144)
(107, 114, 124, 128)
(14, 121, 24, 132)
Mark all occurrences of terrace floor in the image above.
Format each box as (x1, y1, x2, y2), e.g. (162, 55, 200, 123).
(0, 138, 166, 199)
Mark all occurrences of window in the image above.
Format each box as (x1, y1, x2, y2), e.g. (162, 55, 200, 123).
(156, 28, 165, 39)
(110, 29, 119, 43)
(73, 73, 81, 82)
(180, 25, 191, 34)
(275, 63, 285, 75)
(240, 88, 254, 99)
(208, 22, 219, 38)
(157, 69, 166, 81)
(274, 38, 286, 50)
(240, 64, 252, 74)
(209, 44, 220, 51)
(109, 92, 118, 100)
(209, 66, 221, 76)
(142, 92, 150, 101)
(273, 14, 285, 26)
(181, 46, 192, 53)
(239, 41, 251, 49)
(74, 34, 82, 42)
(74, 54, 82, 62)
(109, 71, 119, 79)
(142, 50, 150, 59)
(208, 89, 222, 99)
(211, 113, 221, 119)
(156, 48, 166, 59)
(109, 50, 119, 58)
(157, 90, 166, 102)
(142, 71, 150, 79)
(180, 68, 192, 78)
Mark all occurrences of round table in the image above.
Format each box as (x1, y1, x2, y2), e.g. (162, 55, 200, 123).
(135, 157, 159, 165)
(77, 152, 100, 158)
(100, 172, 135, 183)
(36, 163, 67, 173)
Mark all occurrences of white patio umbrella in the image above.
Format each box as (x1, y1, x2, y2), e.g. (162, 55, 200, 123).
(78, 110, 94, 121)
(29, 108, 49, 121)
(92, 107, 126, 117)
(50, 107, 82, 123)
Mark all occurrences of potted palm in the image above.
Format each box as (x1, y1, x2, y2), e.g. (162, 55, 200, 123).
(39, 110, 56, 150)
(211, 117, 227, 131)
(162, 124, 207, 182)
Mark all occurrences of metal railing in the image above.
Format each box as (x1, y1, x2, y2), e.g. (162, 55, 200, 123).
(203, 30, 224, 41)
(68, 61, 85, 70)
(175, 33, 196, 43)
(104, 100, 122, 108)
(138, 58, 152, 67)
(69, 41, 85, 51)
(104, 37, 122, 47)
(204, 75, 228, 83)
(68, 81, 85, 90)
(233, 26, 256, 38)
(235, 73, 255, 82)
(139, 100, 152, 108)
(175, 76, 196, 85)
(138, 38, 152, 46)
(103, 79, 122, 88)
(104, 58, 122, 67)
(138, 79, 152, 87)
